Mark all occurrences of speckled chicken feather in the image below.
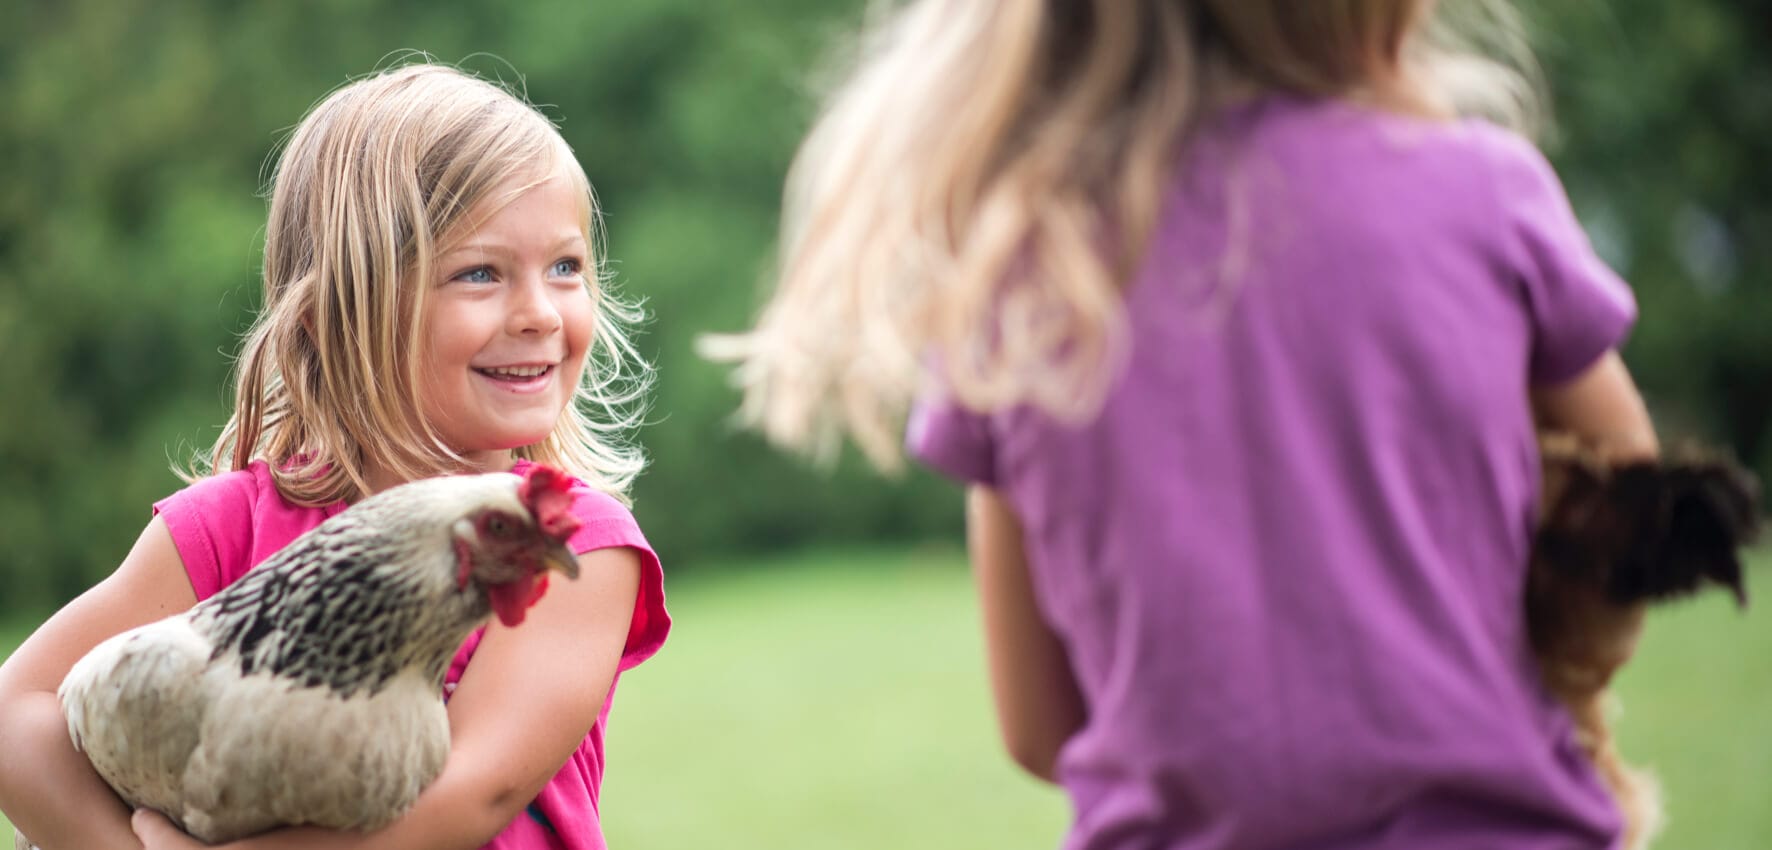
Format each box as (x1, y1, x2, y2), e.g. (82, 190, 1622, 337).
(194, 510, 483, 698)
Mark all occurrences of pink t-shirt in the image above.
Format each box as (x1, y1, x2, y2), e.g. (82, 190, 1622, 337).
(152, 459, 669, 850)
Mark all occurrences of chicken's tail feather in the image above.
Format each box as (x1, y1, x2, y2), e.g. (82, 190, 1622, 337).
(1537, 439, 1761, 608)
(1607, 453, 1759, 606)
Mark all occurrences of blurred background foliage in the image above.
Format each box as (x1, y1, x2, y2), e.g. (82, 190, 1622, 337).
(0, 0, 1766, 616)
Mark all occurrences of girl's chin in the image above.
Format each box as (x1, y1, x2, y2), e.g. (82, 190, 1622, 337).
(496, 429, 558, 452)
(453, 424, 562, 456)
(431, 400, 570, 457)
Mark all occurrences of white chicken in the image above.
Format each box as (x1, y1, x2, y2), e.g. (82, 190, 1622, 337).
(13, 464, 582, 848)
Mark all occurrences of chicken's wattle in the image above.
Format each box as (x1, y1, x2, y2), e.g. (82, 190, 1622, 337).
(488, 573, 551, 627)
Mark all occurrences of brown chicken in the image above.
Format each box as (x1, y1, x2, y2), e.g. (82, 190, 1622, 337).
(1528, 437, 1761, 850)
(13, 464, 582, 849)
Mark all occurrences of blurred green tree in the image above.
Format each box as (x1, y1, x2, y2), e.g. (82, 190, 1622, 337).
(0, 0, 1763, 616)
(0, 0, 961, 614)
(1533, 1, 1772, 468)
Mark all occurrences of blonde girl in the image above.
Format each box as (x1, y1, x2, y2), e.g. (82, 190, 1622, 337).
(0, 63, 668, 850)
(717, 2, 1659, 847)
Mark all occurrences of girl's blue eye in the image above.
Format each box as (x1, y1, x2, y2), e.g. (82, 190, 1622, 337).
(551, 259, 582, 278)
(455, 267, 494, 284)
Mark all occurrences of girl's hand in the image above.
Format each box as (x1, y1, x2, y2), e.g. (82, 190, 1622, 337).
(132, 809, 208, 850)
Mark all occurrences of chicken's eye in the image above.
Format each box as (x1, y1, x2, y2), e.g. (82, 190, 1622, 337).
(485, 515, 515, 538)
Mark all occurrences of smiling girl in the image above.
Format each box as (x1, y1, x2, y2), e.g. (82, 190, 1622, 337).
(0, 63, 667, 850)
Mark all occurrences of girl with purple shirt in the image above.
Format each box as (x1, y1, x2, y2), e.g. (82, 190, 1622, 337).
(714, 2, 1657, 848)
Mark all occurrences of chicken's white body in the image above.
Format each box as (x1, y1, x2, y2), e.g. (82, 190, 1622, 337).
(62, 617, 449, 842)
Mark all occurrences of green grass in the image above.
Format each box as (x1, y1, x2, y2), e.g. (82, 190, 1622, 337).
(1610, 583, 1772, 848)
(598, 547, 1068, 848)
(3, 548, 1767, 849)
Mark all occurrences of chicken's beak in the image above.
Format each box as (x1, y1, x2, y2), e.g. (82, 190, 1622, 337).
(540, 538, 581, 581)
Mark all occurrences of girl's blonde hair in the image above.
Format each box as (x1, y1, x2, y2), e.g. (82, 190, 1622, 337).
(200, 62, 650, 504)
(708, 0, 1539, 468)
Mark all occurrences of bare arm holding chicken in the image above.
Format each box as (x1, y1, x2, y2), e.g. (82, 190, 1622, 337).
(1528, 352, 1659, 676)
(1527, 350, 1761, 850)
(1533, 351, 1659, 462)
(0, 518, 197, 850)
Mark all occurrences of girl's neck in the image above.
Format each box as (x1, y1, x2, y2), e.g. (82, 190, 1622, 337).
(1231, 76, 1451, 124)
(360, 449, 515, 497)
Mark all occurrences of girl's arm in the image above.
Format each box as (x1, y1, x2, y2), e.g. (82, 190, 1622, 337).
(1532, 350, 1658, 461)
(966, 485, 1086, 784)
(0, 516, 199, 850)
(133, 546, 643, 850)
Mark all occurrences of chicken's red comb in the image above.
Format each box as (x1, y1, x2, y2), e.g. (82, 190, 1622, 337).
(518, 464, 581, 542)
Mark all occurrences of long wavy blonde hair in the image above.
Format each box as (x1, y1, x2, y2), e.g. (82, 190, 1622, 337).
(707, 0, 1539, 468)
(197, 62, 650, 504)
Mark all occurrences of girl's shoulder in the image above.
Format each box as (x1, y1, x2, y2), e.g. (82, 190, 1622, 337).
(1444, 117, 1563, 186)
(1195, 96, 1559, 214)
(157, 460, 309, 510)
(156, 460, 344, 528)
(1254, 101, 1583, 242)
(511, 459, 653, 555)
(155, 460, 263, 511)
(1240, 95, 1540, 161)
(513, 456, 645, 531)
(155, 461, 343, 600)
(511, 459, 669, 672)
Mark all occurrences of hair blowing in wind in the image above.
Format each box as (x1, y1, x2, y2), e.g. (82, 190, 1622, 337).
(704, 0, 1537, 468)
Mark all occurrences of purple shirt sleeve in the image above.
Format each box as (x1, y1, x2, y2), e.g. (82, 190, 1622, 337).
(906, 392, 999, 486)
(1486, 128, 1638, 384)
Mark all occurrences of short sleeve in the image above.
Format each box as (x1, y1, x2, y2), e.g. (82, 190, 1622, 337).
(906, 392, 999, 486)
(152, 469, 259, 601)
(1486, 128, 1638, 384)
(562, 487, 670, 672)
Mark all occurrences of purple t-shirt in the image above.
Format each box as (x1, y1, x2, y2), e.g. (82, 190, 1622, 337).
(910, 97, 1635, 849)
(152, 459, 669, 850)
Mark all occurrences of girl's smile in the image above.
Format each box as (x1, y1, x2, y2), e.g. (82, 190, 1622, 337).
(474, 363, 559, 392)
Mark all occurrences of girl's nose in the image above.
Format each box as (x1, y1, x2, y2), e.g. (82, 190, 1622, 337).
(508, 276, 564, 336)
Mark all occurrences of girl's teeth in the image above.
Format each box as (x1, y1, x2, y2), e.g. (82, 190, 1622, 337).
(481, 365, 549, 378)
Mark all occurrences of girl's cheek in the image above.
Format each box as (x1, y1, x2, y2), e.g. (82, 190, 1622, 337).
(566, 301, 597, 353)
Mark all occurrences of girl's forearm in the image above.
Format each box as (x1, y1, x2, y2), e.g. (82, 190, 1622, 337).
(0, 691, 140, 850)
(1532, 351, 1658, 461)
(209, 768, 520, 850)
